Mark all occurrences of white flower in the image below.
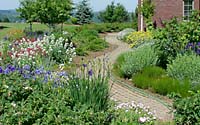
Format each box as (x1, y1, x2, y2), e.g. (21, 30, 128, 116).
(138, 117, 147, 123)
(24, 86, 33, 90)
(11, 102, 16, 107)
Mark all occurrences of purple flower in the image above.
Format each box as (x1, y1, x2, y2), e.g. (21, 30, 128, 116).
(197, 42, 200, 47)
(88, 69, 93, 76)
(0, 67, 3, 74)
(4, 68, 10, 74)
(23, 74, 31, 79)
(23, 65, 31, 70)
(83, 64, 87, 68)
(58, 71, 67, 77)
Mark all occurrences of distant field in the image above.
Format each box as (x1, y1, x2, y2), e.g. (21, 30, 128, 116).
(0, 23, 80, 40)
(0, 23, 48, 39)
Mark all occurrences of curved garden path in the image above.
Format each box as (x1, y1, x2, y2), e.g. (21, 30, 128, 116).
(99, 33, 173, 121)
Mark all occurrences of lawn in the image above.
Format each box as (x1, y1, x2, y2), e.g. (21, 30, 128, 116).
(0, 23, 49, 39)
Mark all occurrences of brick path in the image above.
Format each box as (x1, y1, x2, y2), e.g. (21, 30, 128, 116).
(100, 33, 173, 121)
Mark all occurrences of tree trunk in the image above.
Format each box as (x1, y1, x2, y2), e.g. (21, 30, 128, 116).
(29, 22, 33, 32)
(61, 23, 63, 32)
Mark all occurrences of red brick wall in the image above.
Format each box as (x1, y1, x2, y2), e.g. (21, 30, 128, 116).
(153, 0, 183, 28)
(138, 0, 200, 30)
(194, 0, 200, 9)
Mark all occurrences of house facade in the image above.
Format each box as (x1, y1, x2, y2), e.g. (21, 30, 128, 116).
(138, 0, 200, 31)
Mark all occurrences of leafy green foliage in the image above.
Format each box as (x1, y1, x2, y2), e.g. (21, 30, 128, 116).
(72, 29, 108, 55)
(99, 1, 129, 23)
(17, 0, 37, 31)
(75, 0, 93, 25)
(114, 44, 158, 78)
(173, 91, 200, 125)
(138, 0, 155, 30)
(153, 11, 200, 68)
(167, 54, 200, 88)
(133, 66, 190, 97)
(81, 22, 134, 33)
(0, 61, 114, 124)
(18, 0, 72, 29)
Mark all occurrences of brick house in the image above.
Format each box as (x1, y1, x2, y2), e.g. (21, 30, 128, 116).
(138, 0, 200, 31)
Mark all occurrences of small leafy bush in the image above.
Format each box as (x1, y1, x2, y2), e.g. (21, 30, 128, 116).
(72, 29, 108, 55)
(173, 91, 200, 125)
(133, 66, 190, 96)
(125, 31, 153, 48)
(114, 44, 158, 78)
(167, 54, 200, 88)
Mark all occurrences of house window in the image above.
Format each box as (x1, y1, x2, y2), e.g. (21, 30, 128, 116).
(183, 0, 194, 20)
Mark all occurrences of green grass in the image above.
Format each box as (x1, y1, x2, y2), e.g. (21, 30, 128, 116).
(0, 23, 79, 40)
(0, 23, 48, 39)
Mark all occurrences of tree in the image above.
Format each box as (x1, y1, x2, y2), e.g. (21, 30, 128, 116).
(98, 1, 129, 23)
(2, 17, 10, 22)
(75, 0, 93, 25)
(18, 0, 73, 31)
(17, 0, 37, 32)
(36, 0, 72, 30)
(139, 0, 155, 30)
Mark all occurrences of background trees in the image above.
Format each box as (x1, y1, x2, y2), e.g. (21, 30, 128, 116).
(98, 1, 129, 23)
(18, 0, 72, 31)
(75, 0, 93, 25)
(17, 0, 37, 31)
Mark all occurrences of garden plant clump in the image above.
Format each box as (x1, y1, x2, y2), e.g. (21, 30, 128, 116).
(125, 31, 153, 48)
(0, 33, 76, 68)
(114, 43, 158, 78)
(133, 66, 190, 97)
(112, 101, 156, 124)
(167, 53, 200, 89)
(0, 60, 115, 124)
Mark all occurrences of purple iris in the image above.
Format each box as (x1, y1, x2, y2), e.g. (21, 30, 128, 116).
(23, 65, 31, 71)
(4, 68, 10, 74)
(88, 69, 93, 76)
(83, 64, 87, 68)
(0, 67, 3, 73)
(197, 42, 200, 47)
(58, 71, 67, 77)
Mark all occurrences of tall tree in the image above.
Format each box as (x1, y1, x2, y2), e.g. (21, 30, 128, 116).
(17, 0, 37, 31)
(99, 1, 129, 23)
(75, 0, 93, 25)
(18, 0, 73, 31)
(36, 0, 72, 30)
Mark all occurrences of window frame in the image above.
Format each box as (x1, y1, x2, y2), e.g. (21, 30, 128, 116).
(183, 0, 194, 20)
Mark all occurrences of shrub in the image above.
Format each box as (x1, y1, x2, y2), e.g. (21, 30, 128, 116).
(114, 44, 158, 78)
(125, 31, 153, 48)
(72, 29, 108, 55)
(133, 66, 190, 97)
(153, 11, 200, 68)
(81, 22, 134, 33)
(173, 91, 200, 125)
(167, 54, 200, 88)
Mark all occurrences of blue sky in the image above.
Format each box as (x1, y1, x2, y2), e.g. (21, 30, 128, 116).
(0, 0, 138, 12)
